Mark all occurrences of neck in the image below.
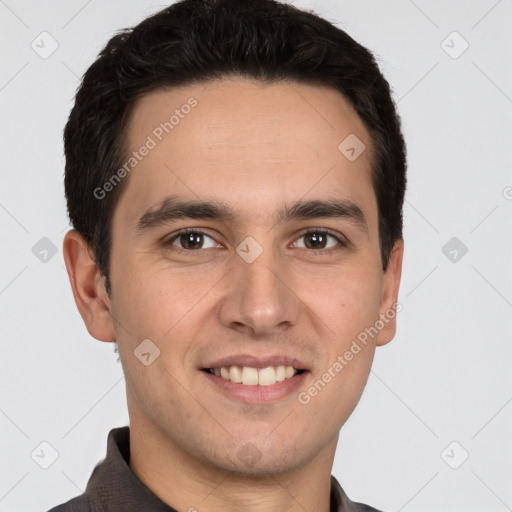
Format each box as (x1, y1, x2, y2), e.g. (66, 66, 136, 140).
(128, 413, 338, 512)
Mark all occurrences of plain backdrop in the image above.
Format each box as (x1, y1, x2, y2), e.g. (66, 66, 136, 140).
(1, 1, 511, 511)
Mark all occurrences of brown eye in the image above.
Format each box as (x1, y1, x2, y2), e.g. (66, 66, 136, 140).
(294, 230, 345, 251)
(167, 230, 217, 250)
(179, 232, 203, 249)
(304, 232, 327, 249)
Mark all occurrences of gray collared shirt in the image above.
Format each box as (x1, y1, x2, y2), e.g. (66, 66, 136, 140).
(48, 426, 384, 511)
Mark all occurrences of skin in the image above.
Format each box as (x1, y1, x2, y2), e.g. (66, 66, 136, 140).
(63, 78, 404, 512)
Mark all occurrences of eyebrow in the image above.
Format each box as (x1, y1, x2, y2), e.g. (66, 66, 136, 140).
(135, 194, 368, 234)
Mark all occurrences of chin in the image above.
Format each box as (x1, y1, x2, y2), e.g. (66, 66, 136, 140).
(204, 437, 310, 477)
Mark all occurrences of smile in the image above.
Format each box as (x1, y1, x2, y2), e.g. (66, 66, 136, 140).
(204, 365, 304, 386)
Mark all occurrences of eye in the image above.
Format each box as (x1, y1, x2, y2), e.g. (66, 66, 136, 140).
(165, 229, 219, 250)
(293, 230, 346, 251)
(163, 228, 347, 253)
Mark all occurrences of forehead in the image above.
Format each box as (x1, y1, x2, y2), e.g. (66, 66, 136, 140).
(115, 78, 376, 230)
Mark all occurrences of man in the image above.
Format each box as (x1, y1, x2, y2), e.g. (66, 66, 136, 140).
(51, 0, 406, 510)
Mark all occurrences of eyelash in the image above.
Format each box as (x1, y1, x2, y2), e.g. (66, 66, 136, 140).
(163, 228, 348, 254)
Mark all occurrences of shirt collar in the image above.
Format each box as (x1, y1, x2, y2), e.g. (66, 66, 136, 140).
(83, 426, 374, 512)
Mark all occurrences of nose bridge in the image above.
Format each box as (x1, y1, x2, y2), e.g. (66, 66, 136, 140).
(242, 246, 281, 302)
(219, 236, 300, 335)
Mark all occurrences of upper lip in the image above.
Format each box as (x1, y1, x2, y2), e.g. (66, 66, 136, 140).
(202, 354, 309, 371)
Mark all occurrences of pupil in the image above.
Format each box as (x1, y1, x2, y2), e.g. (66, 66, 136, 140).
(182, 232, 202, 249)
(306, 232, 326, 249)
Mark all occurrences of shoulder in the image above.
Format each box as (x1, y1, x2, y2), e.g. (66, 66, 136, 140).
(331, 475, 387, 512)
(352, 503, 385, 512)
(46, 494, 95, 512)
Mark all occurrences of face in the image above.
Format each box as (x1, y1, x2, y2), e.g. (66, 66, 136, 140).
(91, 78, 402, 475)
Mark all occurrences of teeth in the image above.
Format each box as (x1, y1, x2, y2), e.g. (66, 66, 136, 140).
(275, 365, 286, 382)
(258, 367, 276, 386)
(229, 365, 242, 383)
(209, 365, 300, 386)
(241, 366, 259, 385)
(285, 365, 296, 379)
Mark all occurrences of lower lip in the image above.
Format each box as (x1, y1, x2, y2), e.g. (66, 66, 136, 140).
(201, 370, 309, 404)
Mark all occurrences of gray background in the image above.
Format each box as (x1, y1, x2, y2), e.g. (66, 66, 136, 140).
(1, 0, 511, 510)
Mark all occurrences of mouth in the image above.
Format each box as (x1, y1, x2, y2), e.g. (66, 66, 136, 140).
(202, 365, 306, 386)
(200, 356, 309, 404)
(200, 354, 310, 403)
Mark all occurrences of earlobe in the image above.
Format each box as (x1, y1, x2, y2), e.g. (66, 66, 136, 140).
(62, 230, 116, 342)
(376, 238, 404, 347)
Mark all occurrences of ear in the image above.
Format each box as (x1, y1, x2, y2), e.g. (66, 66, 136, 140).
(376, 238, 404, 347)
(62, 230, 116, 342)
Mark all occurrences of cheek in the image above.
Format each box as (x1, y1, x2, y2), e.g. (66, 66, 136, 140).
(110, 261, 204, 413)
(297, 262, 383, 346)
(110, 252, 213, 342)
(109, 257, 223, 403)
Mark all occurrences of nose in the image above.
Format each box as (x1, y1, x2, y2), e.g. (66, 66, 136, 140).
(217, 243, 301, 338)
